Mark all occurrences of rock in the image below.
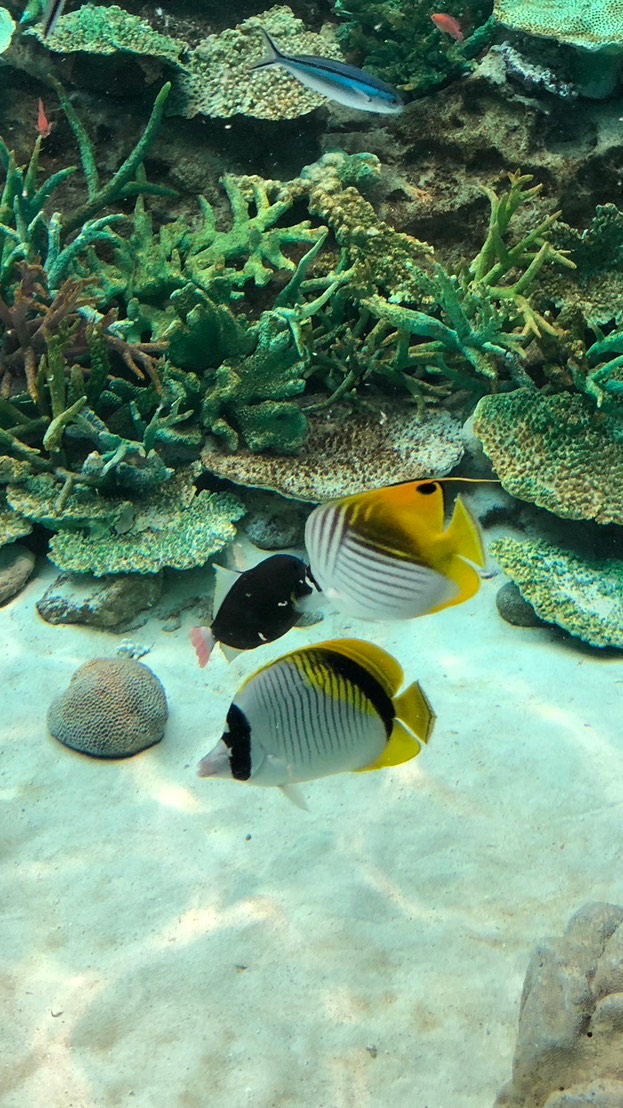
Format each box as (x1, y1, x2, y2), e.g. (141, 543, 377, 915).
(496, 580, 547, 629)
(495, 903, 623, 1108)
(48, 657, 168, 758)
(0, 543, 35, 604)
(36, 571, 163, 630)
(242, 494, 308, 549)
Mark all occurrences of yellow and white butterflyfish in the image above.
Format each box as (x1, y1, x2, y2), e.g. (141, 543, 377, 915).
(304, 478, 486, 621)
(197, 638, 435, 805)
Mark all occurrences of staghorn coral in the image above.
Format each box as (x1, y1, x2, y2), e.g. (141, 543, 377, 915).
(491, 536, 623, 648)
(48, 657, 168, 758)
(473, 389, 623, 524)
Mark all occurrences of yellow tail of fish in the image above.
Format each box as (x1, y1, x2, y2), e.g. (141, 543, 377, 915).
(357, 680, 435, 771)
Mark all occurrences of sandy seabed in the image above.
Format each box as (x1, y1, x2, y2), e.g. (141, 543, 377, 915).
(1, 557, 622, 1108)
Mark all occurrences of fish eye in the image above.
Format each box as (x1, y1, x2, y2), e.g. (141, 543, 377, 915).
(417, 482, 440, 496)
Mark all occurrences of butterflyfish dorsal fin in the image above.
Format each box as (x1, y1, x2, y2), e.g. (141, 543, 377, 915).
(446, 495, 486, 568)
(212, 564, 241, 618)
(320, 638, 405, 699)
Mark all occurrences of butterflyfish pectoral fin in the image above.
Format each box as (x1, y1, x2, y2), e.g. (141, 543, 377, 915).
(446, 495, 486, 569)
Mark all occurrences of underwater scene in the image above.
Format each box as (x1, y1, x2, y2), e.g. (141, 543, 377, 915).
(2, 0, 623, 1104)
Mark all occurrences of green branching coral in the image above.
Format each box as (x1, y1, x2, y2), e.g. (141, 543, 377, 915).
(335, 0, 494, 97)
(0, 82, 175, 291)
(300, 169, 574, 406)
(492, 536, 623, 649)
(202, 312, 308, 453)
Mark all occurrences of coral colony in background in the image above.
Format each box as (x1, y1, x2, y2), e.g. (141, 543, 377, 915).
(0, 0, 621, 649)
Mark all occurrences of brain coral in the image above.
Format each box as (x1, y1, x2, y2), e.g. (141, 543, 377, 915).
(48, 657, 168, 758)
(472, 388, 623, 524)
(491, 536, 623, 647)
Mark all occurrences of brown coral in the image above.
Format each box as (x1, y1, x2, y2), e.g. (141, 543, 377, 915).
(48, 657, 168, 758)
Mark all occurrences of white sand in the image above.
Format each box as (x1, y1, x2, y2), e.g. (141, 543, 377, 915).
(2, 558, 622, 1107)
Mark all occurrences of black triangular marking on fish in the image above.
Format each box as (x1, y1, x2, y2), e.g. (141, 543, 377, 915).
(223, 704, 252, 781)
(317, 648, 394, 738)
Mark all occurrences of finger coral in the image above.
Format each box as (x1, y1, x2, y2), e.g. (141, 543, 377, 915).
(47, 656, 168, 758)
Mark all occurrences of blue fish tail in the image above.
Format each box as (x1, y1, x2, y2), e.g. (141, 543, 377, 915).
(252, 27, 285, 71)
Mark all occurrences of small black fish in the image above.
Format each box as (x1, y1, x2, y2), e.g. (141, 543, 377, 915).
(191, 554, 313, 667)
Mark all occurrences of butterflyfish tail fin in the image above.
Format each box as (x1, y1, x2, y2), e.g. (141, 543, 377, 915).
(394, 680, 436, 744)
(446, 495, 486, 568)
(190, 625, 216, 668)
(252, 27, 284, 70)
(356, 681, 435, 772)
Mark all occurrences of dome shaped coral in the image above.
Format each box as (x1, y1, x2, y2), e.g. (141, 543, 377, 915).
(48, 657, 168, 758)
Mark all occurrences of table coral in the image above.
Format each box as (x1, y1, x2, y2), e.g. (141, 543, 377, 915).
(473, 389, 623, 524)
(202, 402, 464, 501)
(47, 467, 245, 575)
(494, 0, 623, 97)
(491, 536, 623, 648)
(48, 657, 168, 758)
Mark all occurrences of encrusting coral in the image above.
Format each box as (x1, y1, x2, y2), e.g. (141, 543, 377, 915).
(473, 389, 623, 525)
(491, 536, 623, 648)
(48, 656, 168, 757)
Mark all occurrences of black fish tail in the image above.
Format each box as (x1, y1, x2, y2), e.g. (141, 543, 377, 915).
(251, 27, 285, 71)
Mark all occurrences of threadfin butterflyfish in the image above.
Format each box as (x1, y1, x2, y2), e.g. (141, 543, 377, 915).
(190, 554, 313, 667)
(304, 479, 486, 621)
(197, 638, 435, 804)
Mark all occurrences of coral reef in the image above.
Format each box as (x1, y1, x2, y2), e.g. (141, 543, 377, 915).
(44, 468, 245, 576)
(491, 536, 623, 648)
(473, 390, 623, 525)
(494, 0, 623, 98)
(203, 402, 464, 501)
(495, 902, 623, 1106)
(335, 0, 494, 99)
(48, 656, 168, 758)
